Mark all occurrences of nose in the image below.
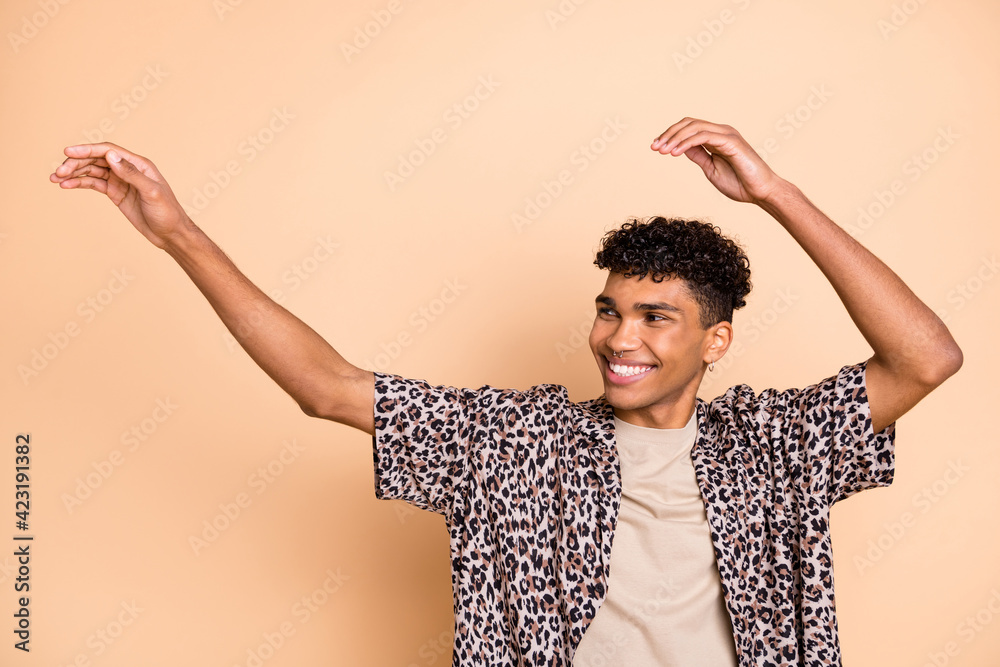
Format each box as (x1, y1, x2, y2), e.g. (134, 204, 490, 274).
(605, 318, 641, 355)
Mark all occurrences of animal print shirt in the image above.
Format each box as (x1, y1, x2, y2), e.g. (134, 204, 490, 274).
(372, 361, 895, 666)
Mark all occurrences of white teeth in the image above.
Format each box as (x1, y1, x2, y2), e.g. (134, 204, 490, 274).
(610, 363, 652, 377)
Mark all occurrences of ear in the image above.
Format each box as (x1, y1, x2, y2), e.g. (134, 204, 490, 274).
(703, 321, 733, 366)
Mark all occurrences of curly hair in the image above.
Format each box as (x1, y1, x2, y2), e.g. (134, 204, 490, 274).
(594, 217, 752, 327)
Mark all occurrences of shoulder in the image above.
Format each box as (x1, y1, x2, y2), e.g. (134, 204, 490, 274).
(703, 361, 871, 430)
(374, 372, 615, 442)
(374, 371, 581, 416)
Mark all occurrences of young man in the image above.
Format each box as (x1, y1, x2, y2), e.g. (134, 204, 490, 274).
(51, 118, 961, 666)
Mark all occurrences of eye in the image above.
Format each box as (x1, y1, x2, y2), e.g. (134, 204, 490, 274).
(597, 307, 618, 318)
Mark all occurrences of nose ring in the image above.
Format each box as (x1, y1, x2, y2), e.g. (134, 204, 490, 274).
(612, 350, 624, 358)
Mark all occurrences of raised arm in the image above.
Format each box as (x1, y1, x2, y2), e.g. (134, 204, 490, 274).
(50, 144, 375, 435)
(650, 118, 963, 434)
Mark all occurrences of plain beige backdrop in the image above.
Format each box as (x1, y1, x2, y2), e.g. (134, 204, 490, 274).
(2, 0, 999, 665)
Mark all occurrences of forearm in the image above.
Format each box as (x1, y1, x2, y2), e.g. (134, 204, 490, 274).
(163, 220, 374, 431)
(757, 180, 962, 385)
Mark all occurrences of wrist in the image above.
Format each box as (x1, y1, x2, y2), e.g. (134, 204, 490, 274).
(755, 178, 805, 217)
(161, 217, 204, 260)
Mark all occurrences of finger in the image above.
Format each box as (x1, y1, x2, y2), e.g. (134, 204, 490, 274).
(654, 119, 733, 156)
(81, 164, 111, 179)
(667, 128, 736, 159)
(61, 144, 156, 178)
(56, 164, 111, 182)
(105, 151, 159, 192)
(650, 117, 699, 152)
(63, 142, 128, 159)
(56, 175, 110, 195)
(52, 156, 110, 178)
(682, 144, 714, 174)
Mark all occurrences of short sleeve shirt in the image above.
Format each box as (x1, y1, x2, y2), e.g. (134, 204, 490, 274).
(372, 361, 896, 666)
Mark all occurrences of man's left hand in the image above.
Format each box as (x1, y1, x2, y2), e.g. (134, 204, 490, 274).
(651, 118, 783, 205)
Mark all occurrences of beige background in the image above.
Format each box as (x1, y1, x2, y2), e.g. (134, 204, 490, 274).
(2, 0, 998, 665)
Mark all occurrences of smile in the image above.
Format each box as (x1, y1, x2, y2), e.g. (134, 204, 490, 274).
(607, 361, 654, 378)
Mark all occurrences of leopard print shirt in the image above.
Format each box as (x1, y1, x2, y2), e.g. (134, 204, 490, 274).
(372, 361, 895, 666)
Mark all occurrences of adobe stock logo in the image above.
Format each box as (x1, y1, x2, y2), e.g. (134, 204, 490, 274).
(700, 287, 799, 392)
(383, 76, 501, 192)
(845, 126, 959, 238)
(340, 0, 419, 63)
(233, 567, 350, 667)
(853, 459, 970, 575)
(189, 439, 306, 556)
(544, 0, 590, 29)
(56, 600, 144, 665)
(877, 0, 930, 39)
(184, 107, 296, 216)
(80, 65, 169, 144)
(919, 588, 1000, 667)
(62, 398, 179, 514)
(18, 269, 135, 386)
(553, 309, 595, 363)
(936, 254, 999, 325)
(7, 0, 72, 54)
(671, 0, 753, 72)
(213, 0, 250, 20)
(752, 85, 833, 162)
(363, 278, 468, 372)
(403, 629, 455, 667)
(511, 117, 628, 233)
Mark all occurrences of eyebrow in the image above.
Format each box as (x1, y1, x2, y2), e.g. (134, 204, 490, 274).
(595, 295, 683, 314)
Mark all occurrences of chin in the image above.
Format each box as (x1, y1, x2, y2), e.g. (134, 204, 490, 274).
(602, 389, 647, 411)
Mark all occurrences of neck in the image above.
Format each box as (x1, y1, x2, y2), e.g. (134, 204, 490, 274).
(612, 397, 698, 429)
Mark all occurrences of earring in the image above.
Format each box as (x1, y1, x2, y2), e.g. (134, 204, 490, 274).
(709, 360, 715, 372)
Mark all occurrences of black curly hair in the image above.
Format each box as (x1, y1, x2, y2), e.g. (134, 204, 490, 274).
(594, 217, 752, 328)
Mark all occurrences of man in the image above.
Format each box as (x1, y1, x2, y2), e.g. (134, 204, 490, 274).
(51, 118, 962, 666)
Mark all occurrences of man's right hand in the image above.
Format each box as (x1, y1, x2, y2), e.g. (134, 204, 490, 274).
(50, 144, 190, 249)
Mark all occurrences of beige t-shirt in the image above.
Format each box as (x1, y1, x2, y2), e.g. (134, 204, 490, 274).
(572, 411, 738, 666)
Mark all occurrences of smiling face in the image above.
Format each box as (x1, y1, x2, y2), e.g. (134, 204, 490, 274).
(589, 272, 732, 428)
